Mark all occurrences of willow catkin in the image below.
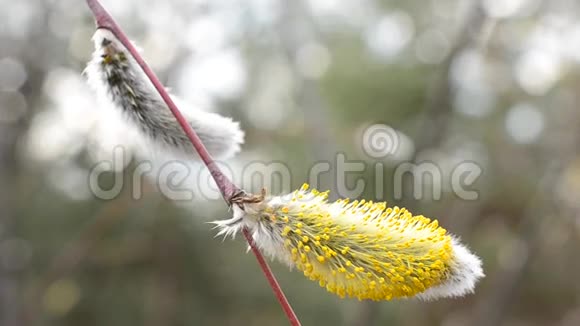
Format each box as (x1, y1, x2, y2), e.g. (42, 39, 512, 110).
(84, 29, 244, 160)
(213, 184, 484, 301)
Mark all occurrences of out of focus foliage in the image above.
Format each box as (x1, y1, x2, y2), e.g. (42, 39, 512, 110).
(2, 0, 580, 325)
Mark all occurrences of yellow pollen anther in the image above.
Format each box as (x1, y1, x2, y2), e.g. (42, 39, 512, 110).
(242, 185, 458, 301)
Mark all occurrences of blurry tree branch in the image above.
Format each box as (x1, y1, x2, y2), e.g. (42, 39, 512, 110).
(0, 5, 53, 320)
(471, 165, 561, 326)
(354, 1, 490, 325)
(144, 203, 182, 326)
(415, 1, 489, 153)
(277, 0, 341, 196)
(22, 190, 136, 325)
(0, 117, 24, 326)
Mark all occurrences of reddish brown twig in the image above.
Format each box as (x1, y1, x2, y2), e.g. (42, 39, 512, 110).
(243, 228, 300, 324)
(85, 1, 300, 324)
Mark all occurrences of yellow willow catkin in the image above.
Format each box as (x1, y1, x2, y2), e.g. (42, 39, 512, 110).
(213, 184, 483, 301)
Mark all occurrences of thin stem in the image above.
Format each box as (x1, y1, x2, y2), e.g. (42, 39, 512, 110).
(242, 229, 301, 326)
(85, 1, 301, 325)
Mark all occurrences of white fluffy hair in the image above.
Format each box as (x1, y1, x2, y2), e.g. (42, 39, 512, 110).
(214, 191, 484, 301)
(416, 237, 484, 300)
(84, 29, 244, 160)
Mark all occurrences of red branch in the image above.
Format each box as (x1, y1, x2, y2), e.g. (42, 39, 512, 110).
(243, 229, 301, 325)
(85, 1, 301, 325)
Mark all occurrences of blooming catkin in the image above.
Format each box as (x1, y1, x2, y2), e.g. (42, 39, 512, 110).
(214, 184, 484, 301)
(84, 29, 244, 160)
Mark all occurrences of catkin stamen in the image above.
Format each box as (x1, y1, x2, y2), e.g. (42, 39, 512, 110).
(213, 184, 484, 301)
(84, 29, 244, 160)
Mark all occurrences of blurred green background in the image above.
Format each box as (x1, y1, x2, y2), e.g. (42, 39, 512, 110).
(1, 0, 580, 325)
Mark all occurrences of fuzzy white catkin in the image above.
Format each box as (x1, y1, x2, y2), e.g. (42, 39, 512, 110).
(213, 185, 484, 301)
(84, 29, 244, 160)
